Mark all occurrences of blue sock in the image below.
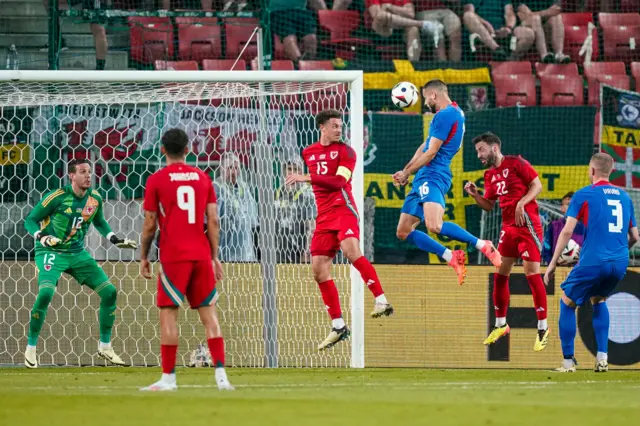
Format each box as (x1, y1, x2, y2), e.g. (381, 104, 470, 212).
(592, 302, 610, 354)
(440, 222, 479, 247)
(406, 230, 447, 258)
(559, 300, 577, 358)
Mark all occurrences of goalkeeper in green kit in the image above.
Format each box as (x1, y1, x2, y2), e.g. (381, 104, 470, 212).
(23, 159, 138, 368)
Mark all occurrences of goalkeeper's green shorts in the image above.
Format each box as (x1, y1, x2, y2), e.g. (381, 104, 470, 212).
(35, 250, 110, 291)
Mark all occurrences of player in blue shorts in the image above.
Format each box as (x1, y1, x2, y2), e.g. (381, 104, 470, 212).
(544, 153, 639, 372)
(393, 79, 502, 284)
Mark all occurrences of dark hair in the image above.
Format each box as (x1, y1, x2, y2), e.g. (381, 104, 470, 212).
(316, 109, 342, 127)
(562, 191, 574, 200)
(161, 128, 189, 157)
(68, 158, 91, 173)
(472, 132, 502, 148)
(422, 79, 448, 93)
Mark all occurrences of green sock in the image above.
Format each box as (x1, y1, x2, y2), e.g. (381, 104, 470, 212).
(28, 285, 56, 346)
(97, 283, 118, 344)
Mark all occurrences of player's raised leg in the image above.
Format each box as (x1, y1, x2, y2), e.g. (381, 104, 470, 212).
(340, 236, 393, 318)
(313, 254, 351, 350)
(484, 256, 516, 345)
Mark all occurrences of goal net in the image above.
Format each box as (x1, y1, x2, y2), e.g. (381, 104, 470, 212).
(0, 70, 365, 368)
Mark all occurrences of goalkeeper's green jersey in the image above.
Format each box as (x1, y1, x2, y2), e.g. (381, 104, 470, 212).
(24, 185, 113, 254)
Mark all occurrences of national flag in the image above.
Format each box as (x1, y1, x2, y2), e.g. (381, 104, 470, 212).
(601, 144, 640, 188)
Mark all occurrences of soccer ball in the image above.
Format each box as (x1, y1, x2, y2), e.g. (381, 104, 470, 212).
(391, 82, 419, 108)
(559, 239, 580, 265)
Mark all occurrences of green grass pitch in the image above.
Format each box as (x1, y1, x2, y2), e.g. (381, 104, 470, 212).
(1, 368, 639, 426)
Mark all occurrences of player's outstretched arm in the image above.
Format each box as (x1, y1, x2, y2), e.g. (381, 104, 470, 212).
(206, 202, 224, 281)
(25, 191, 63, 247)
(92, 200, 138, 249)
(139, 211, 158, 279)
(544, 217, 578, 285)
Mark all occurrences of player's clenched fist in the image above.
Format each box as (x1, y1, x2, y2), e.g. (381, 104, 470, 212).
(140, 258, 153, 279)
(392, 170, 409, 186)
(464, 181, 478, 196)
(213, 258, 224, 281)
(40, 235, 61, 247)
(285, 173, 311, 186)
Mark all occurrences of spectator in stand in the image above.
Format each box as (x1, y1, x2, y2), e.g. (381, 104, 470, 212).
(542, 191, 585, 265)
(366, 0, 445, 62)
(42, 1, 109, 70)
(268, 0, 328, 62)
(516, 0, 570, 63)
(415, 1, 462, 61)
(274, 159, 317, 263)
(463, 0, 535, 60)
(214, 152, 258, 262)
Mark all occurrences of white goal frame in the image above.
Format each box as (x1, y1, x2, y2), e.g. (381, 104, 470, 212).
(0, 70, 366, 368)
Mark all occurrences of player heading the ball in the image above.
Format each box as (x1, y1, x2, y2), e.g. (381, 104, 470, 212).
(287, 109, 393, 351)
(140, 128, 233, 391)
(394, 79, 502, 285)
(465, 132, 549, 351)
(544, 153, 639, 373)
(23, 159, 137, 368)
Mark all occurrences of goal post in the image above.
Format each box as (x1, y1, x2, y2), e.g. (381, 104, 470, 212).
(0, 70, 366, 368)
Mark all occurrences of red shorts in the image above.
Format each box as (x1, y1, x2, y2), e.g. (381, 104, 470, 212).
(310, 206, 360, 257)
(498, 225, 543, 262)
(157, 260, 217, 309)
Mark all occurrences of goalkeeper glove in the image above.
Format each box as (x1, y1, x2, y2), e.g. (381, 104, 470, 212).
(109, 234, 138, 249)
(34, 232, 61, 247)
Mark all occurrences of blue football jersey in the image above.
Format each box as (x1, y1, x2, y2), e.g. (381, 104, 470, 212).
(566, 181, 637, 266)
(414, 102, 465, 186)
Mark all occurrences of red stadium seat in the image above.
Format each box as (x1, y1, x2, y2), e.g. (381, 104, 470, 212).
(583, 62, 627, 81)
(587, 74, 630, 105)
(154, 60, 199, 70)
(534, 62, 580, 78)
(599, 13, 640, 61)
(540, 74, 584, 106)
(128, 17, 174, 64)
(563, 23, 599, 63)
(224, 18, 260, 60)
(176, 18, 222, 62)
(561, 12, 594, 26)
(202, 59, 247, 71)
(250, 59, 294, 70)
(632, 62, 640, 88)
(317, 10, 370, 60)
(490, 61, 532, 79)
(299, 60, 335, 71)
(493, 74, 537, 107)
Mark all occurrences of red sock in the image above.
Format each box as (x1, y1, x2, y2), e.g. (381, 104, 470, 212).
(493, 274, 510, 319)
(526, 274, 548, 320)
(318, 279, 342, 319)
(207, 337, 225, 368)
(161, 344, 178, 374)
(353, 256, 384, 297)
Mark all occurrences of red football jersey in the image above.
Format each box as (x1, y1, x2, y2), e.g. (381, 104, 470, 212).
(483, 155, 541, 228)
(303, 141, 357, 217)
(143, 163, 216, 263)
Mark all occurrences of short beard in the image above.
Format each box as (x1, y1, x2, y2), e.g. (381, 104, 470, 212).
(427, 103, 437, 114)
(486, 152, 497, 167)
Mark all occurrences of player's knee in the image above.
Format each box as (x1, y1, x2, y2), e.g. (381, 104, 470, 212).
(561, 293, 576, 308)
(313, 269, 331, 284)
(426, 222, 442, 234)
(36, 286, 56, 306)
(99, 283, 118, 306)
(591, 296, 606, 305)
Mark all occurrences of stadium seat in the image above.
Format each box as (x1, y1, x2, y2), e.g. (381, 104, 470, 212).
(632, 62, 640, 88)
(317, 10, 370, 60)
(202, 59, 247, 71)
(586, 74, 630, 105)
(128, 17, 174, 65)
(493, 74, 537, 107)
(561, 12, 594, 26)
(583, 62, 627, 81)
(534, 62, 580, 78)
(224, 18, 260, 60)
(599, 13, 640, 61)
(154, 60, 199, 71)
(563, 22, 599, 63)
(299, 60, 335, 71)
(490, 61, 532, 79)
(250, 59, 294, 71)
(540, 74, 584, 106)
(176, 18, 222, 62)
